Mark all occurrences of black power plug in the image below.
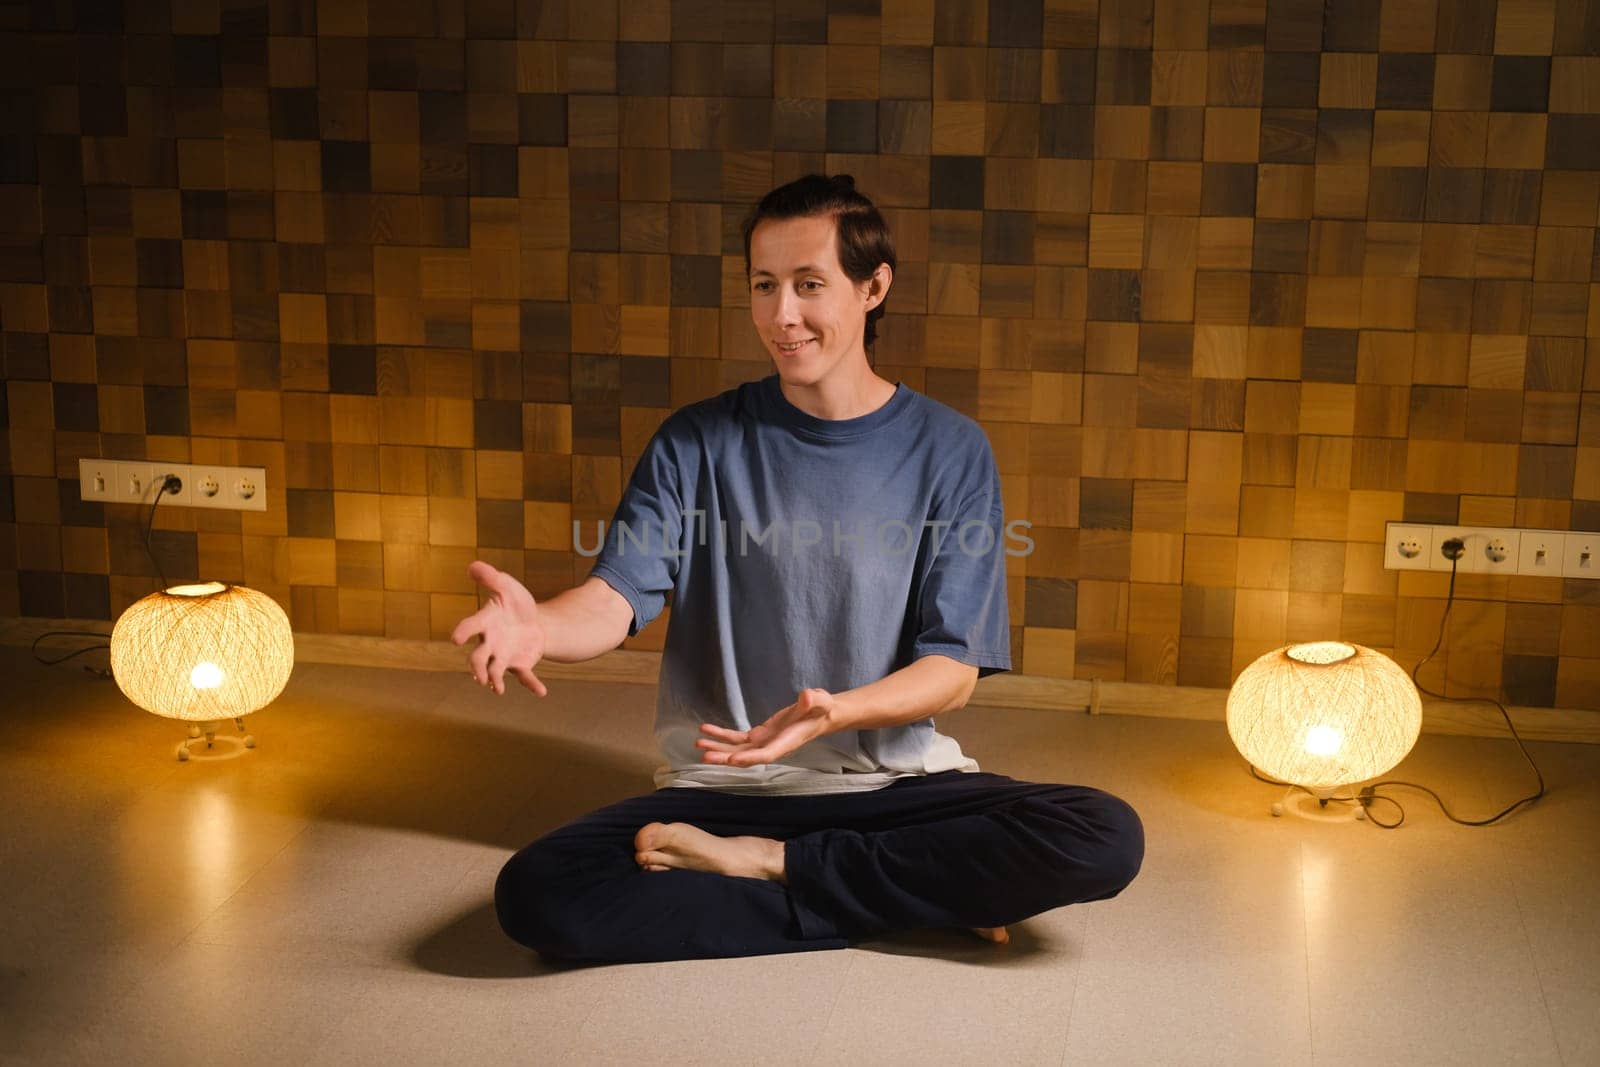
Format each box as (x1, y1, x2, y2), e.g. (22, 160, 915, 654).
(1440, 536, 1465, 561)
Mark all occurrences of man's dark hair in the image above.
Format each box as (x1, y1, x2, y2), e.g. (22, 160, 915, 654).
(741, 174, 897, 349)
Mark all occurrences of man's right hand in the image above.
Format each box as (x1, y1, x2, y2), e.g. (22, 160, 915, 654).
(451, 561, 550, 697)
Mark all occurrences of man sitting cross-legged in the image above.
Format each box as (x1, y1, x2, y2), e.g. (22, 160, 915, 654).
(452, 174, 1144, 965)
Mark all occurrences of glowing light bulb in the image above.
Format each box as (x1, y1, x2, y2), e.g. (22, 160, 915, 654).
(191, 661, 225, 689)
(1304, 724, 1343, 757)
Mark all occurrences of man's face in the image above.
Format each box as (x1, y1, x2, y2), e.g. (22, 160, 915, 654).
(747, 214, 884, 385)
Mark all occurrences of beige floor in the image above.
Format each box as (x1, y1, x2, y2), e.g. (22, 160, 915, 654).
(1, 642, 1595, 1067)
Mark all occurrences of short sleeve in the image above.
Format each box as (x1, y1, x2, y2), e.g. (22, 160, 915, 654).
(910, 448, 1012, 678)
(586, 424, 685, 637)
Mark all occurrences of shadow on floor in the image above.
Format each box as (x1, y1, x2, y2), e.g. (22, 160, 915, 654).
(411, 899, 1059, 978)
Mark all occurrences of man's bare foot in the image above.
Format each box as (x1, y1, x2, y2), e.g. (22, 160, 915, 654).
(971, 925, 1010, 944)
(635, 822, 787, 884)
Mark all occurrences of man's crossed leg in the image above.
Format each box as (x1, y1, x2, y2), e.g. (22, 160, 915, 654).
(496, 771, 1143, 965)
(631, 820, 1012, 942)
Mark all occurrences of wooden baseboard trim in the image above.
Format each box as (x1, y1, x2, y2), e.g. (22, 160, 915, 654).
(5, 616, 1596, 745)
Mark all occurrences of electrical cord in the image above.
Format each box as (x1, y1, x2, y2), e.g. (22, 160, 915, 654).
(141, 472, 180, 590)
(30, 628, 113, 678)
(1388, 544, 1548, 826)
(27, 473, 182, 680)
(1250, 536, 1547, 829)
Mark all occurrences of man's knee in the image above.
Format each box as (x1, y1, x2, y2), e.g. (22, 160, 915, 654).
(494, 843, 577, 957)
(1023, 786, 1145, 904)
(1076, 788, 1144, 901)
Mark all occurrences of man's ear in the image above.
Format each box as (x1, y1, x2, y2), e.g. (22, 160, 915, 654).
(864, 262, 894, 312)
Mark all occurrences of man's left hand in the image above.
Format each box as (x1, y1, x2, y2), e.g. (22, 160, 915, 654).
(696, 688, 837, 767)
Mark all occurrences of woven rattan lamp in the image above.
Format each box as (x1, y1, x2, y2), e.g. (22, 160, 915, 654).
(110, 581, 294, 761)
(1227, 641, 1422, 820)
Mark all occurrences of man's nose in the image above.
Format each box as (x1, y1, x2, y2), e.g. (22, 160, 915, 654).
(771, 284, 802, 326)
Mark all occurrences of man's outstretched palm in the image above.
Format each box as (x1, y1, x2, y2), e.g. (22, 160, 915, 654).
(452, 561, 549, 697)
(696, 688, 836, 767)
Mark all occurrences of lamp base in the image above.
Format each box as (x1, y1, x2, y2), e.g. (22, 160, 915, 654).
(176, 717, 256, 762)
(1270, 786, 1367, 823)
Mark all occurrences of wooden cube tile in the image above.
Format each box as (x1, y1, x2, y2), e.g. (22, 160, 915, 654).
(1494, 1, 1557, 55)
(1367, 113, 1430, 172)
(1522, 391, 1580, 444)
(1094, 105, 1151, 159)
(1482, 111, 1548, 170)
(1282, 589, 1342, 642)
(1238, 479, 1297, 539)
(1286, 486, 1350, 537)
(1177, 532, 1234, 587)
(1149, 49, 1204, 107)
(1232, 587, 1288, 644)
(934, 3, 987, 47)
(1317, 53, 1377, 110)
(1076, 576, 1130, 633)
(1197, 45, 1255, 105)
(1092, 159, 1148, 214)
(1089, 46, 1145, 106)
(1017, 625, 1073, 678)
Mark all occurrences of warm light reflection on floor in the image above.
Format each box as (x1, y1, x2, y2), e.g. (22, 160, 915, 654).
(185, 785, 239, 911)
(1299, 838, 1333, 942)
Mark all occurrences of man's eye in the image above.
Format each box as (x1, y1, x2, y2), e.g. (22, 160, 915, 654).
(802, 280, 822, 291)
(753, 281, 773, 292)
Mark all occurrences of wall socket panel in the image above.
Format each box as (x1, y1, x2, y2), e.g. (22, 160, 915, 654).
(1384, 522, 1598, 579)
(78, 459, 267, 512)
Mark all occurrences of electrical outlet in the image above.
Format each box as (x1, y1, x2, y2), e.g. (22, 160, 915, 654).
(1428, 525, 1479, 572)
(1517, 531, 1565, 577)
(231, 468, 267, 511)
(189, 465, 230, 509)
(77, 458, 117, 502)
(1566, 533, 1598, 578)
(1383, 522, 1435, 571)
(148, 461, 192, 507)
(118, 462, 158, 504)
(1479, 530, 1520, 575)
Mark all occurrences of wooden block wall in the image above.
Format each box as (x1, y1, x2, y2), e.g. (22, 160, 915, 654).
(2, 0, 1599, 709)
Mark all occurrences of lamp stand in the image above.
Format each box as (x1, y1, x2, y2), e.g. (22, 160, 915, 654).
(176, 717, 256, 762)
(1270, 785, 1366, 823)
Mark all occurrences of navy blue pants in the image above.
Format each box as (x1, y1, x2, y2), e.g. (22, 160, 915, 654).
(495, 770, 1145, 965)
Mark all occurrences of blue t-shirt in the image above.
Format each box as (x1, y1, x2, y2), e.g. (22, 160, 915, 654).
(588, 373, 1012, 795)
